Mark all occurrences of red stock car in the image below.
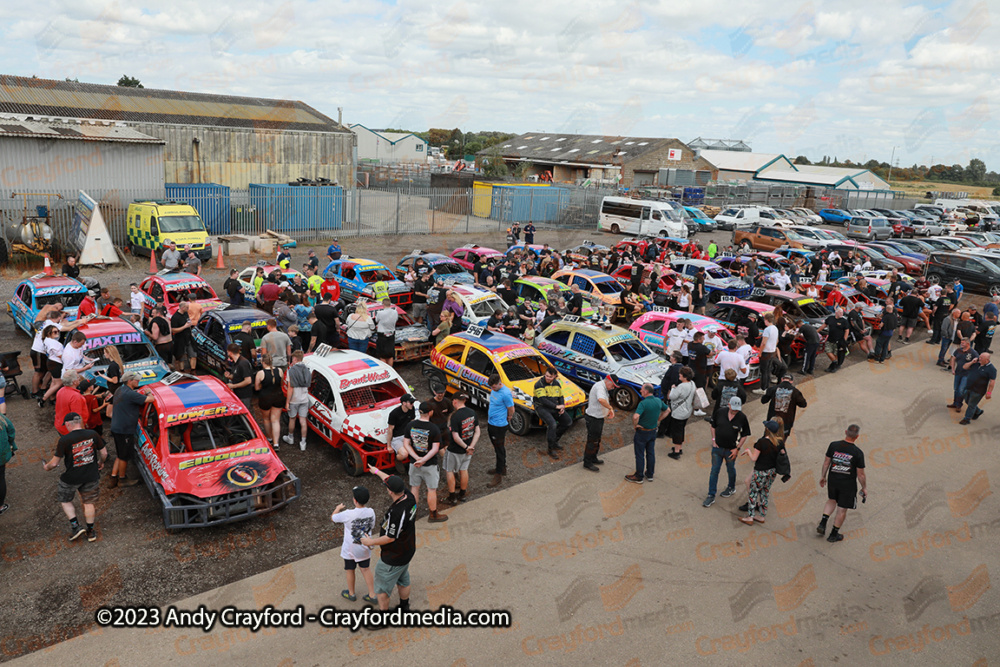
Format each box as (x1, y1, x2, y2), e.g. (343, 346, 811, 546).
(450, 245, 504, 270)
(609, 262, 686, 306)
(135, 374, 300, 529)
(137, 271, 226, 320)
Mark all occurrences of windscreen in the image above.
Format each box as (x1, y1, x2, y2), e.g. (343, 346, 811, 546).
(595, 279, 624, 294)
(707, 268, 730, 280)
(434, 262, 466, 275)
(35, 292, 86, 308)
(799, 300, 830, 319)
(341, 381, 406, 413)
(158, 216, 205, 234)
(501, 354, 552, 382)
(167, 286, 217, 303)
(94, 342, 158, 364)
(167, 414, 256, 454)
(608, 339, 654, 362)
(470, 298, 504, 318)
(358, 268, 396, 283)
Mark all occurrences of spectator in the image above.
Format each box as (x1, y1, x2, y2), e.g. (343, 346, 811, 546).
(184, 250, 202, 275)
(258, 280, 281, 314)
(375, 300, 399, 367)
(487, 374, 514, 488)
(43, 412, 107, 542)
(62, 331, 96, 374)
(703, 396, 751, 507)
(755, 313, 780, 392)
(818, 307, 849, 373)
(817, 424, 867, 543)
(0, 412, 15, 514)
(61, 255, 80, 279)
(283, 351, 311, 451)
(949, 338, 980, 414)
(345, 304, 375, 353)
(260, 319, 293, 372)
(224, 344, 255, 415)
(361, 470, 416, 613)
(897, 288, 923, 343)
(401, 403, 448, 523)
(54, 371, 87, 435)
(147, 305, 173, 364)
(960, 352, 995, 425)
(625, 383, 669, 484)
(533, 368, 571, 459)
(739, 418, 786, 525)
(109, 372, 154, 487)
(273, 295, 298, 331)
(798, 319, 820, 374)
(161, 240, 181, 271)
(170, 302, 196, 373)
(665, 367, 696, 460)
(761, 374, 808, 435)
(332, 486, 377, 604)
(872, 303, 897, 363)
(710, 368, 747, 419)
(327, 239, 342, 262)
(386, 394, 416, 474)
(254, 353, 285, 448)
(224, 270, 245, 307)
(443, 393, 479, 505)
(583, 375, 618, 472)
(846, 304, 872, 359)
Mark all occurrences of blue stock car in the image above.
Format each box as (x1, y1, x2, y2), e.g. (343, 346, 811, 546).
(192, 308, 280, 376)
(322, 258, 413, 306)
(670, 259, 752, 303)
(395, 252, 475, 286)
(8, 274, 89, 335)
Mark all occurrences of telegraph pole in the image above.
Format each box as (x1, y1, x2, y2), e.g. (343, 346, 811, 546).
(887, 146, 897, 181)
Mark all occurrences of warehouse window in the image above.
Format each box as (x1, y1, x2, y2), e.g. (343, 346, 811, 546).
(416, 144, 423, 152)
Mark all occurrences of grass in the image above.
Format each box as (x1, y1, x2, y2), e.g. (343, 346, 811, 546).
(890, 180, 998, 201)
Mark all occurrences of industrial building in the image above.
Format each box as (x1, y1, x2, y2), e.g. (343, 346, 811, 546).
(477, 133, 717, 187)
(697, 150, 795, 182)
(351, 124, 428, 164)
(754, 162, 891, 191)
(0, 74, 354, 190)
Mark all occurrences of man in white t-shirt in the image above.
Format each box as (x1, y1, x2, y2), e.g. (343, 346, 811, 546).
(61, 331, 96, 374)
(716, 339, 748, 380)
(282, 350, 311, 450)
(331, 486, 378, 603)
(704, 329, 725, 372)
(735, 335, 754, 387)
(583, 374, 618, 472)
(754, 313, 780, 395)
(772, 269, 792, 292)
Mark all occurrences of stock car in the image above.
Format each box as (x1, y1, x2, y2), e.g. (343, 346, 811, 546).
(290, 348, 415, 476)
(552, 268, 628, 316)
(323, 258, 412, 306)
(134, 374, 300, 530)
(670, 259, 753, 303)
(505, 243, 547, 260)
(609, 262, 685, 306)
(9, 274, 88, 335)
(336, 300, 433, 362)
(395, 252, 474, 285)
(535, 318, 668, 410)
(746, 289, 831, 328)
(192, 308, 277, 376)
(513, 276, 598, 319)
(708, 298, 819, 362)
(74, 316, 170, 388)
(422, 328, 586, 436)
(448, 285, 509, 327)
(563, 241, 610, 265)
(713, 253, 785, 278)
(236, 265, 307, 303)
(813, 284, 884, 325)
(137, 271, 226, 320)
(450, 245, 505, 270)
(629, 309, 761, 384)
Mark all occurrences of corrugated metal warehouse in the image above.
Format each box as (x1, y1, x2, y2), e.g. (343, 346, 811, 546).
(0, 75, 354, 189)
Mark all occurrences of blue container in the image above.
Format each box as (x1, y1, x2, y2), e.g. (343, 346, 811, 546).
(490, 185, 567, 223)
(165, 183, 231, 234)
(248, 184, 343, 233)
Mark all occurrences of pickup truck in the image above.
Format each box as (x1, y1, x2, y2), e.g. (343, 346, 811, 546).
(732, 224, 809, 252)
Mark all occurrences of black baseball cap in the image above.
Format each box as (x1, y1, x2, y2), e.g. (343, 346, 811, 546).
(400, 394, 415, 404)
(385, 475, 405, 493)
(63, 412, 82, 424)
(607, 374, 620, 386)
(352, 486, 370, 505)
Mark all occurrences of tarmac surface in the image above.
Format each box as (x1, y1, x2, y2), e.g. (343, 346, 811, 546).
(2, 226, 999, 665)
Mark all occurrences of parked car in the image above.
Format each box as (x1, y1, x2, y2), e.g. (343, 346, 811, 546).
(790, 207, 823, 224)
(683, 207, 717, 231)
(923, 251, 1000, 295)
(192, 308, 279, 376)
(323, 258, 413, 306)
(917, 237, 965, 252)
(563, 241, 610, 265)
(552, 268, 629, 318)
(866, 240, 927, 261)
(733, 224, 811, 252)
(670, 259, 753, 303)
(139, 271, 226, 320)
(609, 263, 684, 307)
(955, 232, 1000, 249)
(336, 300, 432, 362)
(818, 209, 852, 225)
(862, 243, 925, 275)
(746, 289, 830, 328)
(846, 216, 892, 241)
(450, 245, 504, 271)
(8, 274, 88, 335)
(513, 276, 598, 319)
(235, 265, 307, 304)
(74, 316, 171, 389)
(448, 285, 509, 328)
(395, 252, 474, 285)
(826, 243, 904, 271)
(787, 225, 835, 247)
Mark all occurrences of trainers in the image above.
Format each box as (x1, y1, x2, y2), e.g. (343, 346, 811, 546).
(959, 418, 971, 425)
(121, 478, 139, 487)
(693, 409, 706, 417)
(300, 440, 307, 451)
(624, 473, 644, 484)
(751, 388, 765, 394)
(341, 590, 357, 602)
(645, 475, 653, 482)
(827, 532, 844, 543)
(667, 451, 681, 460)
(282, 434, 294, 445)
(86, 527, 97, 542)
(702, 495, 715, 508)
(0, 503, 7, 515)
(69, 526, 86, 541)
(362, 595, 377, 604)
(720, 487, 735, 498)
(904, 337, 910, 343)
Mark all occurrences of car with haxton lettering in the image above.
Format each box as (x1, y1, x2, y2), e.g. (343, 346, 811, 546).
(74, 316, 170, 388)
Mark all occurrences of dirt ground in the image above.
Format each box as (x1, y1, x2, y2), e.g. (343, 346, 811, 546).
(0, 224, 986, 661)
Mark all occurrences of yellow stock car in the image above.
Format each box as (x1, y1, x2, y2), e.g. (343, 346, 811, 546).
(422, 328, 586, 435)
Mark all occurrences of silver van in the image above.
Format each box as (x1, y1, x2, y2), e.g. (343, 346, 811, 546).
(846, 216, 892, 241)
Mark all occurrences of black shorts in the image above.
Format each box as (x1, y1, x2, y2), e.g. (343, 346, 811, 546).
(344, 558, 371, 570)
(46, 359, 63, 379)
(375, 332, 395, 359)
(155, 343, 173, 363)
(827, 482, 857, 510)
(31, 350, 46, 372)
(667, 416, 687, 445)
(113, 432, 136, 462)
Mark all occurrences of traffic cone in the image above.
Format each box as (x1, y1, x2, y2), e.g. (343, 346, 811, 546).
(216, 247, 225, 270)
(43, 254, 54, 276)
(148, 248, 158, 274)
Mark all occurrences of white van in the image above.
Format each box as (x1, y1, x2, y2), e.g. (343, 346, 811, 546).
(714, 206, 793, 231)
(598, 196, 688, 238)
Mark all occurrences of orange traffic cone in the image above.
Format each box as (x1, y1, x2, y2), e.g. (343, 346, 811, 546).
(43, 254, 54, 276)
(216, 247, 225, 270)
(148, 248, 158, 274)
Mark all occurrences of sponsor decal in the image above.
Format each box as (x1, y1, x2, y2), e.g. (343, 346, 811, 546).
(499, 347, 538, 362)
(35, 285, 84, 296)
(602, 333, 633, 345)
(178, 446, 270, 470)
(165, 406, 228, 424)
(167, 282, 209, 291)
(339, 370, 392, 390)
(84, 332, 143, 350)
(228, 320, 267, 331)
(224, 463, 262, 488)
(139, 431, 171, 483)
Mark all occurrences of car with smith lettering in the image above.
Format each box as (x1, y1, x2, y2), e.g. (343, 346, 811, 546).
(336, 299, 433, 362)
(236, 265, 307, 303)
(135, 374, 300, 529)
(8, 274, 88, 335)
(290, 348, 415, 476)
(422, 328, 586, 436)
(535, 318, 668, 410)
(449, 245, 505, 271)
(323, 258, 412, 306)
(137, 271, 226, 320)
(192, 308, 279, 376)
(395, 252, 475, 285)
(74, 316, 170, 389)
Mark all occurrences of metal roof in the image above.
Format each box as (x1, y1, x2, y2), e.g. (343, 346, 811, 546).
(0, 75, 347, 133)
(698, 150, 789, 173)
(0, 117, 163, 143)
(479, 133, 683, 165)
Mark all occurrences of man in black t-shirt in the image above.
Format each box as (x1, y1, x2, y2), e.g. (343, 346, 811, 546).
(225, 344, 255, 416)
(798, 320, 821, 374)
(231, 321, 256, 360)
(313, 294, 341, 346)
(687, 331, 711, 394)
(443, 393, 480, 505)
(362, 470, 418, 612)
(846, 303, 872, 358)
(224, 269, 245, 307)
(897, 289, 924, 342)
(703, 396, 751, 507)
(412, 274, 431, 326)
(402, 404, 447, 523)
(567, 285, 584, 316)
(386, 394, 416, 473)
(761, 374, 808, 434)
(818, 424, 867, 543)
(42, 413, 107, 542)
(819, 308, 849, 372)
(170, 303, 196, 373)
(710, 368, 746, 419)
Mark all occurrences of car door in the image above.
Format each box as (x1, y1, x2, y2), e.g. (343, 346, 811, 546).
(637, 318, 667, 349)
(13, 283, 32, 332)
(517, 281, 544, 307)
(566, 332, 607, 384)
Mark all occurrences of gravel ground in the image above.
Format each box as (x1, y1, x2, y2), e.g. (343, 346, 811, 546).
(0, 224, 986, 661)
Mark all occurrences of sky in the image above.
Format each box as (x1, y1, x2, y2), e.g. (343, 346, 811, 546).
(2, 0, 998, 168)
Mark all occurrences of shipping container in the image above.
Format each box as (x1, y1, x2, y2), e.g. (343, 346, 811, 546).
(248, 184, 343, 233)
(165, 183, 231, 234)
(490, 185, 568, 223)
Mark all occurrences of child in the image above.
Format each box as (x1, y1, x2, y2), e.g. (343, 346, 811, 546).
(130, 284, 144, 315)
(78, 380, 108, 436)
(331, 486, 377, 603)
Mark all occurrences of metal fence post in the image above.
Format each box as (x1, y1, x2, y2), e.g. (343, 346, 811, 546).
(431, 192, 436, 233)
(466, 190, 471, 233)
(395, 190, 401, 235)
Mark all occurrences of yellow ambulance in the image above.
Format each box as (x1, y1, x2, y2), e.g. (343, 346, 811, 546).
(126, 200, 212, 261)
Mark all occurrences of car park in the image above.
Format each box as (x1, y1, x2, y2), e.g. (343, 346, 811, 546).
(818, 209, 852, 225)
(826, 243, 904, 271)
(422, 328, 586, 435)
(336, 300, 432, 362)
(535, 318, 668, 410)
(293, 347, 415, 475)
(846, 215, 892, 241)
(75, 316, 171, 389)
(138, 271, 226, 320)
(450, 244, 504, 270)
(914, 237, 964, 252)
(791, 207, 823, 224)
(955, 232, 1000, 248)
(513, 276, 598, 318)
(670, 259, 753, 303)
(192, 307, 277, 376)
(8, 274, 88, 335)
(864, 242, 925, 274)
(135, 374, 301, 529)
(323, 258, 413, 306)
(923, 251, 1000, 295)
(395, 252, 475, 285)
(866, 240, 927, 262)
(236, 265, 307, 303)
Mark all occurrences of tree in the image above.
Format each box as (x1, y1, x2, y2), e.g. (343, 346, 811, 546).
(117, 75, 144, 88)
(480, 146, 510, 179)
(464, 141, 483, 156)
(993, 186, 1000, 196)
(427, 128, 452, 145)
(793, 155, 811, 165)
(967, 158, 986, 182)
(65, 77, 79, 83)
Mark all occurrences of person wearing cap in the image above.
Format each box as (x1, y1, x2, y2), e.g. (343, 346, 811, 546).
(709, 368, 746, 423)
(327, 239, 342, 262)
(401, 403, 448, 523)
(534, 367, 571, 459)
(78, 289, 98, 318)
(109, 372, 154, 487)
(583, 374, 618, 472)
(161, 240, 181, 272)
(761, 374, 808, 435)
(362, 467, 417, 612)
(703, 395, 751, 507)
(43, 411, 108, 542)
(738, 417, 786, 526)
(332, 486, 377, 604)
(625, 383, 670, 484)
(183, 249, 202, 276)
(442, 393, 479, 505)
(276, 247, 292, 271)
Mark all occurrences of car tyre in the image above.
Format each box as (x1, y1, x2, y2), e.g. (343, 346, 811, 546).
(342, 445, 364, 477)
(509, 408, 530, 436)
(927, 272, 944, 285)
(612, 386, 638, 411)
(990, 284, 1000, 297)
(610, 224, 620, 234)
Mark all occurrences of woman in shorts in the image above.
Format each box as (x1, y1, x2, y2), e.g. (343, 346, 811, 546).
(39, 325, 65, 407)
(254, 353, 286, 448)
